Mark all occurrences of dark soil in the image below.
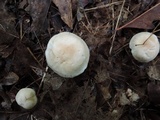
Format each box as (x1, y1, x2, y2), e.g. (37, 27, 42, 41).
(0, 0, 160, 120)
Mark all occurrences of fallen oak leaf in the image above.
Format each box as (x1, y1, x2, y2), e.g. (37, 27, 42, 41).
(52, 0, 73, 28)
(117, 2, 160, 30)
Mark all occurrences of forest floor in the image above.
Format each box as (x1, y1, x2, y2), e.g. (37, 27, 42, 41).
(0, 0, 160, 120)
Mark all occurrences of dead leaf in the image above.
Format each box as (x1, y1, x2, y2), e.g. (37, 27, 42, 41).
(52, 0, 73, 28)
(78, 0, 92, 8)
(94, 57, 111, 106)
(119, 92, 130, 106)
(30, 66, 43, 77)
(117, 2, 160, 30)
(29, 0, 51, 34)
(50, 7, 65, 32)
(43, 73, 63, 90)
(147, 65, 160, 81)
(0, 91, 11, 109)
(0, 45, 14, 58)
(0, 1, 19, 45)
(98, 84, 111, 100)
(3, 72, 19, 86)
(51, 81, 97, 120)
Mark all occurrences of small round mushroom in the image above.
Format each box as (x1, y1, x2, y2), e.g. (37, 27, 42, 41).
(45, 32, 90, 78)
(129, 32, 159, 62)
(15, 88, 37, 109)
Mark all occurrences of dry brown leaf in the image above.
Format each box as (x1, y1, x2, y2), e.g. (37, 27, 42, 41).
(117, 2, 160, 30)
(52, 0, 73, 28)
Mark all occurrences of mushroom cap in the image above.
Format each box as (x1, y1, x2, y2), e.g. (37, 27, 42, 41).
(45, 32, 90, 78)
(15, 88, 37, 109)
(129, 32, 159, 62)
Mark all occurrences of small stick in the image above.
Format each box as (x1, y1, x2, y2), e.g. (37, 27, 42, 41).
(37, 66, 48, 95)
(109, 0, 126, 55)
(83, 1, 123, 12)
(27, 47, 43, 69)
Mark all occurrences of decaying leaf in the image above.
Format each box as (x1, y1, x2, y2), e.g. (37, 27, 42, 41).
(43, 73, 63, 90)
(50, 7, 65, 32)
(106, 107, 124, 120)
(0, 1, 18, 45)
(119, 92, 130, 106)
(119, 89, 140, 106)
(31, 66, 43, 77)
(117, 2, 160, 30)
(0, 91, 11, 110)
(78, 0, 92, 8)
(147, 65, 160, 81)
(95, 72, 111, 99)
(0, 45, 14, 58)
(95, 60, 111, 104)
(3, 72, 19, 86)
(97, 84, 111, 100)
(29, 0, 51, 34)
(52, 0, 73, 28)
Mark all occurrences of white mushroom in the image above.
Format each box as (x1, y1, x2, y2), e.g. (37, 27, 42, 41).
(45, 32, 90, 78)
(15, 88, 37, 109)
(129, 32, 159, 62)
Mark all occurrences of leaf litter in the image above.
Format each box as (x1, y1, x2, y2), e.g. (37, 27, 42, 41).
(117, 1, 160, 30)
(0, 0, 160, 120)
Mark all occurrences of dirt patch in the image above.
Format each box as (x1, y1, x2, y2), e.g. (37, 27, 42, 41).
(0, 0, 160, 120)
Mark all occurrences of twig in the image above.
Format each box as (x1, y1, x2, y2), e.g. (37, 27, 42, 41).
(116, 2, 160, 31)
(152, 22, 160, 34)
(37, 66, 48, 95)
(20, 20, 23, 41)
(113, 43, 129, 56)
(136, 22, 160, 46)
(109, 0, 126, 55)
(0, 26, 19, 38)
(33, 31, 45, 53)
(83, 1, 123, 12)
(111, 0, 115, 32)
(27, 47, 43, 69)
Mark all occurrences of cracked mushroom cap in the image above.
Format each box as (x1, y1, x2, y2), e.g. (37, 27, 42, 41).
(45, 32, 90, 78)
(129, 32, 159, 62)
(15, 88, 37, 109)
